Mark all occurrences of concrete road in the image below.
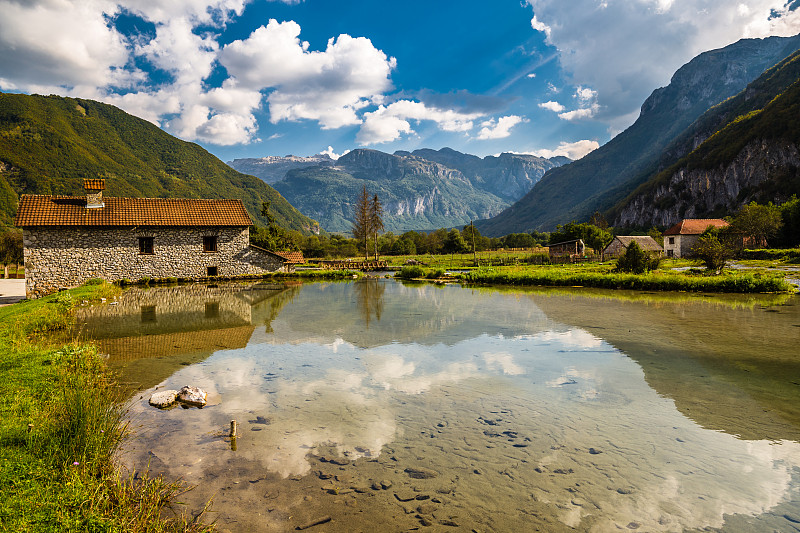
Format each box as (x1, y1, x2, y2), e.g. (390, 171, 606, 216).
(0, 278, 25, 306)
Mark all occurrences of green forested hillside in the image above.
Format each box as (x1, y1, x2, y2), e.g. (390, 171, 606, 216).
(0, 93, 318, 232)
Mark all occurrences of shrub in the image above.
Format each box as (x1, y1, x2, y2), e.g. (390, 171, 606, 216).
(397, 265, 426, 279)
(692, 228, 734, 274)
(614, 242, 661, 274)
(425, 268, 445, 279)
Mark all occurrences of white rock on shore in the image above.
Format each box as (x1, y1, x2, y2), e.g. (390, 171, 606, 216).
(149, 390, 178, 408)
(177, 385, 208, 407)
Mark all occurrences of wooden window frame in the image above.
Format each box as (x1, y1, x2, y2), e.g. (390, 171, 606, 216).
(203, 236, 218, 253)
(138, 236, 154, 255)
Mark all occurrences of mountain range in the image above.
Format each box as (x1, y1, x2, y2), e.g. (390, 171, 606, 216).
(476, 34, 800, 235)
(611, 49, 800, 226)
(3, 33, 800, 239)
(0, 93, 318, 232)
(230, 148, 567, 233)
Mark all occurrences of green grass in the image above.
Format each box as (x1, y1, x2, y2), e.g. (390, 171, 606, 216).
(0, 282, 213, 532)
(457, 264, 793, 293)
(383, 249, 548, 269)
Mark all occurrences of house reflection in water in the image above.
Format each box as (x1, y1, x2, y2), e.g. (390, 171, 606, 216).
(75, 282, 300, 390)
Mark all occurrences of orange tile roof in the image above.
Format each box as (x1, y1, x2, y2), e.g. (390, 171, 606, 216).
(15, 195, 253, 227)
(663, 218, 729, 236)
(275, 251, 305, 263)
(83, 179, 105, 190)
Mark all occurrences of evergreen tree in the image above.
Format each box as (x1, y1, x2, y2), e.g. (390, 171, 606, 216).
(442, 229, 468, 254)
(369, 194, 384, 260)
(352, 185, 371, 260)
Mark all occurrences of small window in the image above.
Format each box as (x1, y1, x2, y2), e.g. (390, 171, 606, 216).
(207, 266, 218, 277)
(138, 237, 154, 254)
(203, 236, 218, 253)
(668, 237, 675, 245)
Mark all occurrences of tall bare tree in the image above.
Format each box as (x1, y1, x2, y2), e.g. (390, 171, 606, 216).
(352, 185, 371, 260)
(369, 194, 384, 260)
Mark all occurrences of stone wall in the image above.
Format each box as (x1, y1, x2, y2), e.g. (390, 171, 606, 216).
(23, 226, 286, 298)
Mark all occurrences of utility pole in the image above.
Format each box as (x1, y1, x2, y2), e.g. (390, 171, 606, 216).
(471, 220, 476, 265)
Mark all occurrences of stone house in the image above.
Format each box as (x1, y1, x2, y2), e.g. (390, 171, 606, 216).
(662, 218, 729, 258)
(15, 179, 287, 298)
(603, 236, 664, 259)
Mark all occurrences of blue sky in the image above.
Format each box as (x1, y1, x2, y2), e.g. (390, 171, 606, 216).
(1, 0, 799, 163)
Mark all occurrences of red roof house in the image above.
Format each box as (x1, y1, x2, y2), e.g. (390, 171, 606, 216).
(663, 219, 729, 258)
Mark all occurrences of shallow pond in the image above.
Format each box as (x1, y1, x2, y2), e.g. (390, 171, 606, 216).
(76, 280, 800, 532)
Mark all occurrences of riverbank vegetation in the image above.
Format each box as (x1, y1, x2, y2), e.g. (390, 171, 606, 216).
(0, 282, 213, 531)
(457, 264, 791, 293)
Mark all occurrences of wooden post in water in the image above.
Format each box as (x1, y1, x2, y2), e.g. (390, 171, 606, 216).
(229, 420, 237, 451)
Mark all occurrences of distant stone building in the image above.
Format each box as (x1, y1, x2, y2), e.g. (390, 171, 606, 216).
(275, 250, 305, 272)
(548, 239, 586, 260)
(15, 179, 287, 298)
(603, 236, 664, 259)
(663, 219, 729, 258)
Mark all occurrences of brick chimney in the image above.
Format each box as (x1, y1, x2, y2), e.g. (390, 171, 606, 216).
(84, 179, 105, 208)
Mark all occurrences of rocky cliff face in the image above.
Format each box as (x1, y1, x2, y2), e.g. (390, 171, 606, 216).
(615, 139, 800, 227)
(402, 147, 564, 201)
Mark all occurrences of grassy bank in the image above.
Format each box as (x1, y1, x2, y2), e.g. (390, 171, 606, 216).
(120, 268, 362, 287)
(0, 282, 212, 532)
(457, 265, 793, 293)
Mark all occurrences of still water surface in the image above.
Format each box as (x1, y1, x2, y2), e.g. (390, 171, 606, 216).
(76, 280, 800, 532)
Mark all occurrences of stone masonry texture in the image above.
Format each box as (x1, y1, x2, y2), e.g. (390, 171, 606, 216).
(23, 226, 285, 298)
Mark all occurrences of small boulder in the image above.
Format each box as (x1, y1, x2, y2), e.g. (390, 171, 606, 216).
(149, 390, 178, 408)
(405, 467, 438, 479)
(177, 386, 207, 407)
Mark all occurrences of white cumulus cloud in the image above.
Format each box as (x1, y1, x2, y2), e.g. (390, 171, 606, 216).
(319, 146, 350, 160)
(558, 104, 600, 121)
(526, 0, 800, 132)
(0, 0, 130, 90)
(357, 100, 483, 144)
(476, 115, 528, 140)
(539, 100, 565, 113)
(525, 139, 600, 160)
(0, 2, 400, 146)
(220, 19, 396, 129)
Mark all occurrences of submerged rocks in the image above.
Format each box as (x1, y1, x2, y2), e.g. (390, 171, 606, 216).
(404, 467, 439, 479)
(149, 386, 207, 409)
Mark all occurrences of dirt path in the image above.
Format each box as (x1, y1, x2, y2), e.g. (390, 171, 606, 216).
(0, 279, 25, 306)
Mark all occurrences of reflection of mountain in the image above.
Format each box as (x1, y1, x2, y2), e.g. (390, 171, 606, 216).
(526, 289, 800, 442)
(76, 282, 299, 389)
(248, 280, 560, 348)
